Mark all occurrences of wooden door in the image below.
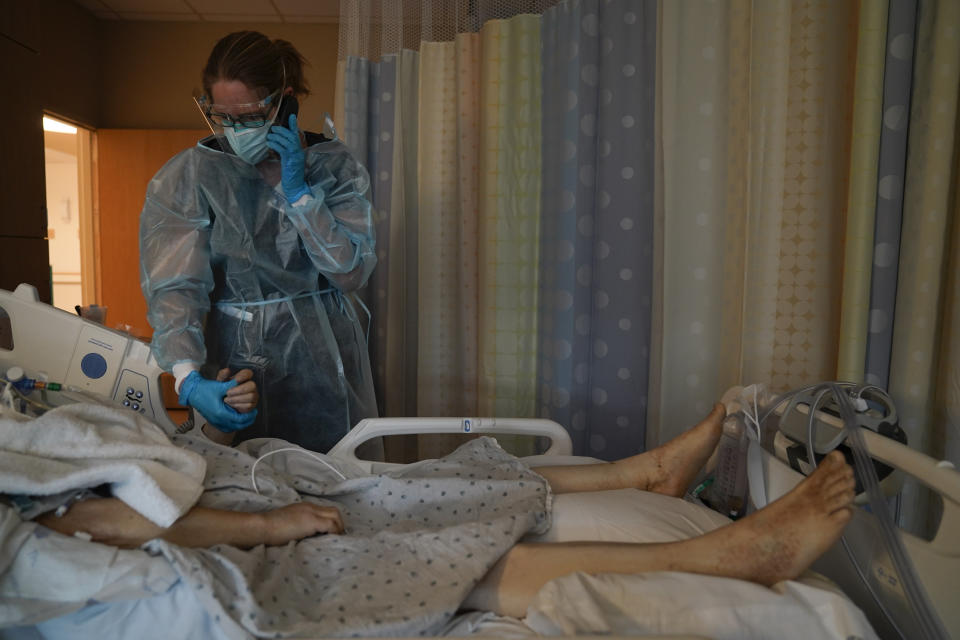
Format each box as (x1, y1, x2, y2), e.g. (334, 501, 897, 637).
(96, 130, 207, 421)
(96, 129, 207, 337)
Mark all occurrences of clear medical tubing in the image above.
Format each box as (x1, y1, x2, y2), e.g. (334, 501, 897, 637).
(757, 382, 949, 640)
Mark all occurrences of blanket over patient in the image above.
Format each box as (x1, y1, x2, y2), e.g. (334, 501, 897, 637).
(0, 404, 205, 527)
(146, 434, 552, 637)
(0, 415, 551, 639)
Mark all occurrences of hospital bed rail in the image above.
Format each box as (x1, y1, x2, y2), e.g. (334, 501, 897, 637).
(329, 417, 574, 473)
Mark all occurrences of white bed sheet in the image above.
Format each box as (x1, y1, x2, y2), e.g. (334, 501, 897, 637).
(1, 453, 878, 640)
(512, 486, 879, 640)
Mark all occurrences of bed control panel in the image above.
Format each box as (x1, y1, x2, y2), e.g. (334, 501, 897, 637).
(115, 369, 155, 416)
(0, 283, 176, 434)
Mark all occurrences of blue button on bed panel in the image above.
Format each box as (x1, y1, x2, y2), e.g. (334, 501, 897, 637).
(80, 353, 108, 379)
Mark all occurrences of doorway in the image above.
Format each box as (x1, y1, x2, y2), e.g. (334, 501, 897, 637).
(42, 115, 97, 315)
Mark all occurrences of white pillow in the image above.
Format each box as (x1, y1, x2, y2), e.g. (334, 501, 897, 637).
(522, 488, 878, 640)
(525, 487, 732, 544)
(524, 571, 879, 640)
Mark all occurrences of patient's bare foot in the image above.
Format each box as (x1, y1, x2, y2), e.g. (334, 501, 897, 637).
(680, 450, 855, 585)
(632, 403, 725, 497)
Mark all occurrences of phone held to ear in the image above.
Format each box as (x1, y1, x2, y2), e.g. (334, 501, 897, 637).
(276, 95, 299, 130)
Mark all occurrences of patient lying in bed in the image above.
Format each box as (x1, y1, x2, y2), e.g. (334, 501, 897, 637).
(17, 402, 856, 629)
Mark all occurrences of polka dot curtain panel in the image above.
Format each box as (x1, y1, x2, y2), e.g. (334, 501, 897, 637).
(537, 0, 656, 459)
(886, 0, 960, 535)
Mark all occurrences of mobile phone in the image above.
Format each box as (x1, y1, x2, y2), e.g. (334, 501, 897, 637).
(275, 95, 299, 130)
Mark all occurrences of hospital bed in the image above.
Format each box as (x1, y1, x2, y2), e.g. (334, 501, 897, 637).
(0, 282, 957, 640)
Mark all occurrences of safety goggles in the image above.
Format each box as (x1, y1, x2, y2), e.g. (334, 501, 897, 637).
(193, 90, 280, 130)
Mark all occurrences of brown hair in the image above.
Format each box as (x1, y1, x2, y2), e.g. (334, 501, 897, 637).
(202, 31, 310, 101)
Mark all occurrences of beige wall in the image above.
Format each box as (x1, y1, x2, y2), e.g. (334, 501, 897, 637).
(98, 22, 340, 131)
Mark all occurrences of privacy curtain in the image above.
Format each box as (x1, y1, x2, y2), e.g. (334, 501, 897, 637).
(417, 15, 544, 423)
(653, 0, 959, 537)
(341, 51, 421, 422)
(826, 0, 960, 533)
(337, 0, 960, 478)
(338, 0, 655, 459)
(885, 0, 960, 532)
(337, 2, 557, 460)
(537, 0, 656, 458)
(652, 0, 858, 445)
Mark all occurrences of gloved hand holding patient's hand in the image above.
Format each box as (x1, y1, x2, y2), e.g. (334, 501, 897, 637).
(217, 367, 259, 412)
(267, 113, 311, 204)
(178, 369, 257, 432)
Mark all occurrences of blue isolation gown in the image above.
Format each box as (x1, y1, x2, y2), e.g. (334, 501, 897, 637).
(139, 132, 377, 452)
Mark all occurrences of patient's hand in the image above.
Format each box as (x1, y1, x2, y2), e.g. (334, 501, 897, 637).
(201, 368, 258, 444)
(219, 368, 259, 413)
(262, 503, 344, 545)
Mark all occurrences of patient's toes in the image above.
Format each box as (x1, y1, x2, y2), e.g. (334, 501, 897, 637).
(817, 451, 841, 470)
(818, 452, 848, 479)
(827, 450, 847, 467)
(800, 454, 858, 512)
(829, 506, 853, 528)
(823, 467, 855, 494)
(824, 485, 855, 512)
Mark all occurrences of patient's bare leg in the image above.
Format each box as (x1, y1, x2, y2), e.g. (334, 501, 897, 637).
(533, 403, 725, 497)
(466, 451, 855, 618)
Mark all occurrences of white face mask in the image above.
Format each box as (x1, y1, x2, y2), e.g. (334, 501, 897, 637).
(223, 117, 274, 165)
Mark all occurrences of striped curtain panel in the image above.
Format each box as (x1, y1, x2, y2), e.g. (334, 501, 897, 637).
(835, 0, 891, 384)
(652, 0, 858, 445)
(417, 36, 481, 418)
(476, 16, 543, 419)
(340, 14, 545, 445)
(417, 16, 543, 422)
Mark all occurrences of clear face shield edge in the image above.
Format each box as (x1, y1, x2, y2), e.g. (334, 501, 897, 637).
(193, 62, 289, 163)
(192, 66, 340, 157)
(193, 88, 282, 163)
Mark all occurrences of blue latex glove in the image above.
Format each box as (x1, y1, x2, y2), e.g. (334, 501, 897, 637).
(178, 370, 257, 432)
(266, 113, 312, 204)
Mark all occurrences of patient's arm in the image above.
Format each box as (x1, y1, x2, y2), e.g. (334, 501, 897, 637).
(35, 499, 343, 549)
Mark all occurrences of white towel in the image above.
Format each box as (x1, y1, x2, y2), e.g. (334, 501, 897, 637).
(0, 403, 206, 527)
